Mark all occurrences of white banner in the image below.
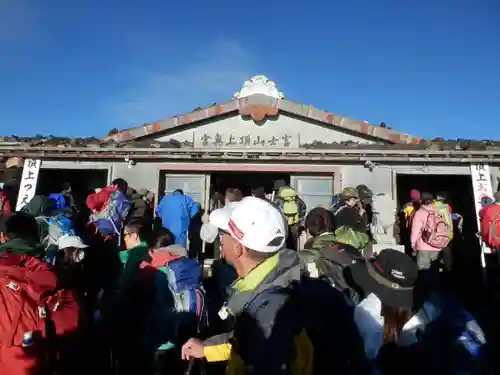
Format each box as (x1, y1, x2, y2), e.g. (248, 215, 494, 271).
(15, 159, 42, 211)
(470, 163, 494, 254)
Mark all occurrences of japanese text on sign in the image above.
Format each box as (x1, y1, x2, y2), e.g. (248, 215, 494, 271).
(470, 163, 494, 254)
(15, 159, 42, 211)
(197, 132, 297, 148)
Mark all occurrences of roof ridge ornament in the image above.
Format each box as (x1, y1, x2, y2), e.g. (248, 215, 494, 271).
(233, 75, 284, 100)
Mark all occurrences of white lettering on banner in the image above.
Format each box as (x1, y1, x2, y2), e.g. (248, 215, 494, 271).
(15, 159, 42, 211)
(195, 132, 298, 148)
(470, 163, 494, 254)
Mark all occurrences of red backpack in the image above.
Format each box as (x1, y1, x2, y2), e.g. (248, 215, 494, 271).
(0, 254, 84, 375)
(480, 205, 500, 251)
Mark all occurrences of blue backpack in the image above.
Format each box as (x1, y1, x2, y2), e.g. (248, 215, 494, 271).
(37, 215, 76, 264)
(146, 255, 207, 350)
(90, 190, 131, 237)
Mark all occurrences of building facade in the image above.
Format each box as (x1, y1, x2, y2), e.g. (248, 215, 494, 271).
(1, 75, 499, 212)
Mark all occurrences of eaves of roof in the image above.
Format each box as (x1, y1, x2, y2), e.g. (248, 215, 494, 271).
(101, 94, 424, 145)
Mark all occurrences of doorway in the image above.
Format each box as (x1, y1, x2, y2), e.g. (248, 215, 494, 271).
(37, 168, 108, 211)
(396, 173, 482, 302)
(209, 171, 290, 208)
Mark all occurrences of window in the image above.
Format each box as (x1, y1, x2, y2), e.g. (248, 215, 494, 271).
(165, 175, 204, 203)
(292, 176, 333, 212)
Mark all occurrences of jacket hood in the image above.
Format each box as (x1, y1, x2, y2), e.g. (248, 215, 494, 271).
(157, 244, 188, 257)
(420, 204, 436, 213)
(0, 237, 44, 257)
(304, 232, 337, 250)
(226, 248, 301, 316)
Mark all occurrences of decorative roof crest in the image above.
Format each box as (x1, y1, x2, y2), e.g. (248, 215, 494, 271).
(233, 75, 284, 99)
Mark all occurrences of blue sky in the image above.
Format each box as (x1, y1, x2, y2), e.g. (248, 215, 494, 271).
(1, 0, 498, 140)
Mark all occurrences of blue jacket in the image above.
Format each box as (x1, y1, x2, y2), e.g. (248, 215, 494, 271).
(155, 193, 200, 247)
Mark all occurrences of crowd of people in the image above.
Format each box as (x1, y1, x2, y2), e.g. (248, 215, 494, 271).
(0, 176, 498, 375)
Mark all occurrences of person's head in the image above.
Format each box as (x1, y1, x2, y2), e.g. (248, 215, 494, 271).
(61, 182, 72, 193)
(305, 207, 335, 237)
(251, 186, 266, 199)
(274, 180, 287, 191)
(208, 196, 287, 277)
(112, 178, 128, 193)
(349, 249, 419, 343)
(340, 187, 360, 207)
(225, 188, 243, 205)
(57, 235, 88, 267)
(3, 212, 38, 242)
(420, 192, 434, 205)
(409, 189, 421, 202)
(436, 191, 447, 202)
(173, 189, 184, 195)
(151, 227, 175, 249)
(123, 219, 150, 250)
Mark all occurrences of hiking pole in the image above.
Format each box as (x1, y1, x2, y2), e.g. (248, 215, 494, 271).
(184, 358, 195, 375)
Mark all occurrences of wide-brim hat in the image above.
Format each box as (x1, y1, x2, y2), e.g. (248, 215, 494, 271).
(348, 248, 418, 309)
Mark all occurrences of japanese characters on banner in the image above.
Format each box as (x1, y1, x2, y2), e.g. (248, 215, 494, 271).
(15, 159, 42, 212)
(470, 163, 494, 254)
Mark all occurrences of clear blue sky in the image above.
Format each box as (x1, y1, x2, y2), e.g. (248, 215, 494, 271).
(1, 0, 498, 140)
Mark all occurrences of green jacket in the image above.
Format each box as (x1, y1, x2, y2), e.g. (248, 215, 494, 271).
(0, 237, 44, 257)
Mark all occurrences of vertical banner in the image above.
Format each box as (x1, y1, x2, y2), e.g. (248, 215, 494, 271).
(470, 163, 494, 256)
(15, 159, 42, 211)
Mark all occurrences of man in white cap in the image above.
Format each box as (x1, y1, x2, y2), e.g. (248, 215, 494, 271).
(181, 196, 306, 375)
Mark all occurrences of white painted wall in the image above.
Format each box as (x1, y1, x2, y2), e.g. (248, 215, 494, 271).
(155, 113, 380, 147)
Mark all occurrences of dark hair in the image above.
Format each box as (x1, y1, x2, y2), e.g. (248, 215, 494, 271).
(5, 212, 39, 241)
(436, 191, 448, 202)
(124, 219, 151, 242)
(173, 189, 184, 195)
(251, 186, 266, 199)
(421, 192, 434, 205)
(225, 188, 243, 203)
(305, 207, 335, 236)
(382, 304, 412, 343)
(151, 227, 175, 249)
(112, 178, 128, 193)
(61, 182, 71, 192)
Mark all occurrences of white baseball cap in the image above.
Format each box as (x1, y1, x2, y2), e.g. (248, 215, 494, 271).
(209, 196, 287, 253)
(58, 235, 89, 249)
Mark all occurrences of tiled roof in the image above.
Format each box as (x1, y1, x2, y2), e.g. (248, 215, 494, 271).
(101, 94, 425, 145)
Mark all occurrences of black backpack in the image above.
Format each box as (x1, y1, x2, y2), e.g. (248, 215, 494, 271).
(300, 242, 364, 304)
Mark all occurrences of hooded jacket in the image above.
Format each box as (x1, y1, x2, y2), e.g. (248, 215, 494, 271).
(410, 204, 442, 252)
(0, 237, 44, 257)
(202, 248, 310, 375)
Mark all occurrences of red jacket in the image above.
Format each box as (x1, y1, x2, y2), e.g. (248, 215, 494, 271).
(86, 186, 118, 212)
(0, 191, 12, 215)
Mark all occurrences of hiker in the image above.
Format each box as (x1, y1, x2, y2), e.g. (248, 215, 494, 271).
(87, 178, 132, 241)
(349, 249, 488, 375)
(86, 178, 128, 214)
(0, 212, 44, 257)
(0, 185, 12, 215)
(156, 189, 200, 248)
(300, 207, 364, 303)
(403, 189, 421, 227)
(479, 190, 500, 252)
(411, 192, 453, 271)
(101, 219, 155, 375)
(181, 196, 312, 375)
(146, 228, 207, 375)
(272, 179, 306, 250)
(333, 187, 370, 251)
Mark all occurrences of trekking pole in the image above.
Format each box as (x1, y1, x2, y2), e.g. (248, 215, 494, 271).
(184, 358, 195, 375)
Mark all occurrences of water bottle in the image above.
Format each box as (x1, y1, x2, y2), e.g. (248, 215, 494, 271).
(22, 331, 34, 347)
